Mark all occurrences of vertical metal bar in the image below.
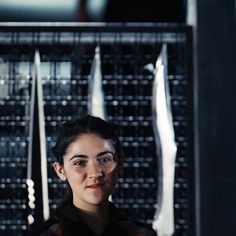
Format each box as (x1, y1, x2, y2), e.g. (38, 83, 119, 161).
(187, 1, 200, 234)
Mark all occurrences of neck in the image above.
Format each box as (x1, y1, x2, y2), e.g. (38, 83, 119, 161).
(74, 202, 109, 235)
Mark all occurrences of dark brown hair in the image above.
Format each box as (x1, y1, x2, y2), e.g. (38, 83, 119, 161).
(52, 115, 124, 168)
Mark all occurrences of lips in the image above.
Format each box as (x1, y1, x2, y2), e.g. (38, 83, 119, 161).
(86, 183, 104, 189)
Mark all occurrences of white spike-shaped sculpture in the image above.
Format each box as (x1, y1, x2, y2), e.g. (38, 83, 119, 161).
(152, 45, 177, 236)
(35, 51, 50, 221)
(27, 51, 49, 223)
(88, 46, 106, 120)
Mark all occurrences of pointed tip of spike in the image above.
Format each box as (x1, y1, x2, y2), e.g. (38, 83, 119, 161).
(34, 50, 40, 64)
(156, 52, 165, 68)
(95, 46, 100, 54)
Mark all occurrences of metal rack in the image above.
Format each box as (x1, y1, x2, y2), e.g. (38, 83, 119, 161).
(0, 23, 194, 236)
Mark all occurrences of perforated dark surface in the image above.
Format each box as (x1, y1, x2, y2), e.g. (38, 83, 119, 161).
(0, 24, 193, 236)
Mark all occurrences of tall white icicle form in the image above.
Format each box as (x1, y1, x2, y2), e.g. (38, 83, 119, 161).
(152, 45, 177, 236)
(27, 51, 49, 224)
(87, 46, 106, 120)
(35, 51, 50, 221)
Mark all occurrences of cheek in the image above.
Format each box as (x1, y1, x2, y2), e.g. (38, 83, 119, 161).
(106, 167, 119, 183)
(64, 166, 86, 184)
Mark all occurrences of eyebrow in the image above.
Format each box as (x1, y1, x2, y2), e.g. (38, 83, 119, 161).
(97, 151, 114, 157)
(69, 151, 114, 161)
(69, 154, 88, 161)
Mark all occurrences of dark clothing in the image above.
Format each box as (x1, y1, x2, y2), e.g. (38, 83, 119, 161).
(29, 202, 157, 236)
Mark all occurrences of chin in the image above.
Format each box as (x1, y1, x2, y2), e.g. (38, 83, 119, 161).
(87, 195, 109, 205)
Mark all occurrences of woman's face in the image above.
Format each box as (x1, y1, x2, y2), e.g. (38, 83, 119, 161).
(54, 133, 118, 210)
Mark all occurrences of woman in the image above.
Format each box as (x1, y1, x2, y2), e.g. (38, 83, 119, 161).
(31, 115, 157, 236)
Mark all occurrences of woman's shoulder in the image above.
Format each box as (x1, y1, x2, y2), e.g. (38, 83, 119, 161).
(109, 203, 157, 236)
(119, 219, 157, 236)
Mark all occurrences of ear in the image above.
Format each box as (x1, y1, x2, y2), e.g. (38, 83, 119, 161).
(53, 162, 67, 181)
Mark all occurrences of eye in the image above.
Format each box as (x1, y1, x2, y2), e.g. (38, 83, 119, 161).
(74, 159, 87, 167)
(98, 155, 114, 165)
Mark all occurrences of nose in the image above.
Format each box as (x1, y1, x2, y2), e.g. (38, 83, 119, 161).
(87, 161, 103, 179)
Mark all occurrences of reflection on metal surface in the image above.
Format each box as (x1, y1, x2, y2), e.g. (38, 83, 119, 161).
(0, 58, 9, 99)
(152, 45, 177, 236)
(88, 46, 106, 120)
(0, 58, 30, 99)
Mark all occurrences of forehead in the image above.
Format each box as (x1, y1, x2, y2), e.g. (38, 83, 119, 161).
(65, 133, 114, 156)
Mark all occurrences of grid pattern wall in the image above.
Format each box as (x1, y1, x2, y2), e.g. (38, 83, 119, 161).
(0, 25, 193, 236)
(0, 44, 31, 235)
